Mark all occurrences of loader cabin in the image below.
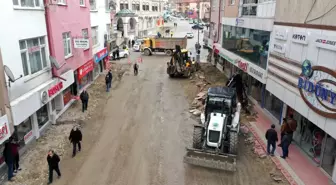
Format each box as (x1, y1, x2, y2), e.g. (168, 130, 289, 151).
(205, 87, 237, 119)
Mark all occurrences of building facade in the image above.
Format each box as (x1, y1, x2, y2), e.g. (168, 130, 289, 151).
(90, 0, 114, 79)
(211, 0, 276, 117)
(45, 0, 92, 133)
(267, 0, 336, 182)
(0, 0, 56, 155)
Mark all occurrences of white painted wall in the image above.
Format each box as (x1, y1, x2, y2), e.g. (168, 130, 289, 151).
(222, 17, 274, 32)
(267, 25, 336, 139)
(0, 0, 51, 102)
(90, 0, 112, 54)
(256, 1, 276, 18)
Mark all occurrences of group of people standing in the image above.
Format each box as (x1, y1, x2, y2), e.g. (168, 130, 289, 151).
(3, 137, 21, 181)
(265, 114, 297, 159)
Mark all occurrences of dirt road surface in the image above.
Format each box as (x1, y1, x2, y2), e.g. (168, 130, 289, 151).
(7, 55, 289, 185)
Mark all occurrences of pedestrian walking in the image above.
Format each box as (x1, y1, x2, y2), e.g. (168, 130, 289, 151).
(280, 133, 290, 159)
(265, 124, 278, 156)
(3, 141, 14, 181)
(105, 70, 113, 92)
(9, 137, 21, 173)
(170, 30, 173, 38)
(133, 62, 138, 75)
(80, 89, 89, 112)
(132, 40, 135, 47)
(47, 150, 61, 184)
(69, 126, 82, 157)
(279, 114, 297, 156)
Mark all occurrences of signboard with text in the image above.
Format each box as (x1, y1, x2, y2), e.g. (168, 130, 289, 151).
(0, 115, 10, 144)
(74, 39, 90, 49)
(94, 48, 108, 63)
(78, 59, 94, 80)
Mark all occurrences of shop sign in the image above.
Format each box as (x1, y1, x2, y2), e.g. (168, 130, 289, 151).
(273, 42, 286, 53)
(292, 32, 308, 45)
(237, 60, 248, 72)
(40, 91, 48, 104)
(248, 65, 265, 82)
(0, 115, 10, 144)
(297, 59, 336, 118)
(74, 39, 90, 49)
(94, 48, 108, 63)
(274, 29, 287, 40)
(235, 18, 244, 26)
(78, 59, 94, 80)
(48, 82, 63, 97)
(315, 36, 336, 51)
(24, 130, 33, 143)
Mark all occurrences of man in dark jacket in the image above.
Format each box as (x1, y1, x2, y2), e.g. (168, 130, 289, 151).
(3, 141, 14, 181)
(105, 70, 113, 92)
(9, 137, 21, 173)
(80, 90, 89, 112)
(47, 150, 61, 184)
(69, 126, 82, 157)
(265, 124, 278, 156)
(280, 133, 290, 159)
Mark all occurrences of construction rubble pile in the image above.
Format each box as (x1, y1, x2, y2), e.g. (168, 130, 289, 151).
(189, 72, 212, 117)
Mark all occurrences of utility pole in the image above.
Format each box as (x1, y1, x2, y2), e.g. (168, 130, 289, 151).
(196, 0, 201, 63)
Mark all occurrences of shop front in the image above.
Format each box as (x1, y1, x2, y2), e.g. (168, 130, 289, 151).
(93, 48, 108, 78)
(213, 43, 267, 106)
(10, 70, 75, 147)
(77, 59, 94, 90)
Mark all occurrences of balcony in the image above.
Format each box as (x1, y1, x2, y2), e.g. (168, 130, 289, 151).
(242, 4, 257, 16)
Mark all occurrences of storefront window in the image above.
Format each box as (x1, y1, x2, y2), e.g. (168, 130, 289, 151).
(93, 63, 100, 78)
(37, 104, 49, 129)
(78, 73, 91, 90)
(63, 87, 72, 106)
(290, 108, 325, 163)
(321, 135, 336, 175)
(13, 117, 33, 147)
(222, 25, 270, 69)
(250, 78, 263, 103)
(264, 90, 282, 119)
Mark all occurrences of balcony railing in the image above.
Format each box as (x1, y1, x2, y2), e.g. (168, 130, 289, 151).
(241, 4, 257, 16)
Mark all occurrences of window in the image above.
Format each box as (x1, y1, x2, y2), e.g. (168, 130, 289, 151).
(82, 28, 89, 39)
(142, 4, 149, 11)
(80, 0, 85, 6)
(89, 0, 96, 10)
(152, 6, 158, 11)
(222, 25, 270, 69)
(14, 118, 33, 147)
(57, 0, 66, 4)
(91, 26, 99, 46)
(19, 37, 48, 76)
(62, 32, 72, 58)
(13, 0, 41, 8)
(230, 0, 235, 5)
(120, 3, 128, 9)
(37, 104, 49, 129)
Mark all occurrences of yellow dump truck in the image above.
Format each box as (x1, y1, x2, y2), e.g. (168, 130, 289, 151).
(141, 36, 187, 56)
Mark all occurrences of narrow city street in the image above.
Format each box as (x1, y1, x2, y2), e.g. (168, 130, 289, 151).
(4, 21, 289, 185)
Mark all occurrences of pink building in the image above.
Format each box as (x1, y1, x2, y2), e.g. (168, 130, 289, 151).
(44, 0, 95, 114)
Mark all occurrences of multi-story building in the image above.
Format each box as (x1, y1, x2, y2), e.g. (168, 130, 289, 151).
(0, 0, 56, 154)
(267, 0, 336, 182)
(114, 0, 164, 39)
(90, 0, 115, 77)
(210, 0, 275, 114)
(45, 0, 93, 129)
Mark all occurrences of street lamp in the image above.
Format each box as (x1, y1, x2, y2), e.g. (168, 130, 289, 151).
(196, 0, 201, 63)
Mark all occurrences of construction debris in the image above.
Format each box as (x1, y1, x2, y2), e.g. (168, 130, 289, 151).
(270, 171, 283, 182)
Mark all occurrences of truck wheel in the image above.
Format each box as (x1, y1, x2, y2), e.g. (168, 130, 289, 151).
(169, 74, 174, 78)
(144, 49, 151, 56)
(165, 50, 173, 56)
(192, 126, 203, 149)
(229, 131, 238, 155)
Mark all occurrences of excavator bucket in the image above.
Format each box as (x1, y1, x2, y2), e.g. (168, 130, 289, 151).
(183, 148, 237, 172)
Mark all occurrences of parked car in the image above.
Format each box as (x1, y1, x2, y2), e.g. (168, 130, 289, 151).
(192, 24, 204, 30)
(109, 49, 130, 59)
(186, 32, 194, 38)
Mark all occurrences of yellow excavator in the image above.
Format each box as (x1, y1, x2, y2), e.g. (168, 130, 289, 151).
(166, 45, 193, 78)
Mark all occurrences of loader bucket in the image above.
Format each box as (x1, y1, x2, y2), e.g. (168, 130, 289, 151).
(183, 148, 237, 172)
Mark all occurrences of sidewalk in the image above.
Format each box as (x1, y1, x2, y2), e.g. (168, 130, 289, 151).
(249, 104, 332, 185)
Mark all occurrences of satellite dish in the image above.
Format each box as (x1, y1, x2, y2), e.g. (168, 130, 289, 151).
(4, 65, 15, 82)
(49, 56, 66, 69)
